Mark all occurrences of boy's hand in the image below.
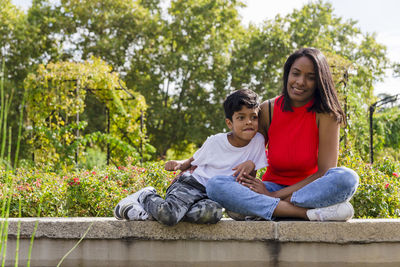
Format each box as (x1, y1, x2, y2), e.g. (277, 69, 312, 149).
(165, 160, 183, 171)
(165, 157, 194, 172)
(232, 160, 255, 181)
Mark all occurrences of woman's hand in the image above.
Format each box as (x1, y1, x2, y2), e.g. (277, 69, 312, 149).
(232, 160, 255, 180)
(237, 173, 276, 197)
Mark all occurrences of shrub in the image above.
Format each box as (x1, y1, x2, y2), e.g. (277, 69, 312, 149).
(339, 148, 400, 218)
(1, 160, 176, 217)
(1, 155, 400, 218)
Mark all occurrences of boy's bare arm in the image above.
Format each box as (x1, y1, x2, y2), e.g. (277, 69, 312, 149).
(165, 157, 194, 172)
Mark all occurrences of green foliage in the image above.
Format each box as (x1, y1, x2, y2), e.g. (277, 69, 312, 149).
(374, 107, 400, 156)
(2, 0, 396, 160)
(55, 0, 151, 67)
(228, 1, 390, 162)
(2, 156, 400, 218)
(126, 0, 244, 155)
(80, 147, 107, 170)
(24, 57, 153, 169)
(1, 160, 176, 217)
(1, 0, 399, 198)
(339, 148, 400, 218)
(165, 142, 199, 161)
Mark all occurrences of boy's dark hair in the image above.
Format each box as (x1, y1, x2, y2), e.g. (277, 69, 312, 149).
(223, 89, 260, 121)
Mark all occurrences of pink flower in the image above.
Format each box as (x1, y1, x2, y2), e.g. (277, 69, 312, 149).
(105, 176, 108, 179)
(92, 171, 96, 175)
(385, 183, 390, 189)
(33, 179, 41, 187)
(122, 189, 128, 193)
(118, 166, 122, 170)
(393, 172, 399, 178)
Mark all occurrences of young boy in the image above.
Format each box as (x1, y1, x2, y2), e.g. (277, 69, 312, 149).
(114, 89, 268, 226)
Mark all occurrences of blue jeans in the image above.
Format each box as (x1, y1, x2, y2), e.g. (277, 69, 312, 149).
(206, 167, 359, 221)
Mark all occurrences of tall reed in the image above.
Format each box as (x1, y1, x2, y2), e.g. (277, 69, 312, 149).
(0, 52, 30, 267)
(0, 53, 96, 266)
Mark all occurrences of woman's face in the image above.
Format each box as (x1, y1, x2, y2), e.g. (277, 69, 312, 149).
(286, 56, 317, 107)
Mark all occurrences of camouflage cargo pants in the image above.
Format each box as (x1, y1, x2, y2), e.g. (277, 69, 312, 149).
(141, 173, 222, 226)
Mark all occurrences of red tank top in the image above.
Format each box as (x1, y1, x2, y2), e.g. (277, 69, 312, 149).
(262, 96, 318, 185)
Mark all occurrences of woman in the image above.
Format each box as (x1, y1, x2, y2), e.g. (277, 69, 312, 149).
(206, 48, 359, 221)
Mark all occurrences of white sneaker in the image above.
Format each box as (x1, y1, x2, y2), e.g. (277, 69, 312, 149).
(306, 201, 354, 221)
(114, 186, 156, 220)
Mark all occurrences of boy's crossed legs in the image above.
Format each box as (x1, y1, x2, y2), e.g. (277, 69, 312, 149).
(142, 173, 222, 226)
(115, 173, 222, 226)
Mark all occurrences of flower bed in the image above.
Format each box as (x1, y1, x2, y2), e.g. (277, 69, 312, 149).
(1, 156, 399, 218)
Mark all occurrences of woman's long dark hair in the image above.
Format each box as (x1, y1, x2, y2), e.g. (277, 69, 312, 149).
(281, 48, 345, 124)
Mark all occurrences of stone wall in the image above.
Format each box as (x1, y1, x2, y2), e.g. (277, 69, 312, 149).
(2, 218, 400, 266)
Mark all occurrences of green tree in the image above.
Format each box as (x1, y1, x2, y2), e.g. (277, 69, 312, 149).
(228, 19, 291, 99)
(373, 106, 400, 161)
(126, 0, 244, 156)
(1, 0, 395, 161)
(53, 0, 152, 67)
(228, 1, 389, 160)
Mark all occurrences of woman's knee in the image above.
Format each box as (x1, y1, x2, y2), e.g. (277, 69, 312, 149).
(332, 167, 359, 191)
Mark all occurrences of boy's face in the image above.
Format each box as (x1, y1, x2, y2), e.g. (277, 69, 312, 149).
(225, 106, 259, 146)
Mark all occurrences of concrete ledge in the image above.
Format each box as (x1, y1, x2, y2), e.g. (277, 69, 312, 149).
(2, 218, 400, 266)
(5, 217, 400, 243)
(277, 219, 400, 243)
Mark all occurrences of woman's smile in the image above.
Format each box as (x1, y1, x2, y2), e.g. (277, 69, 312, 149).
(287, 56, 316, 107)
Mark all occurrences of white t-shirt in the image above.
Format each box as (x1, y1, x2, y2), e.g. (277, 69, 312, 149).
(191, 132, 268, 186)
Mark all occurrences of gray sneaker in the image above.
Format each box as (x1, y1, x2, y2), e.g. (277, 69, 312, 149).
(114, 186, 156, 220)
(225, 210, 264, 221)
(123, 202, 152, 221)
(225, 210, 247, 221)
(306, 201, 354, 221)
